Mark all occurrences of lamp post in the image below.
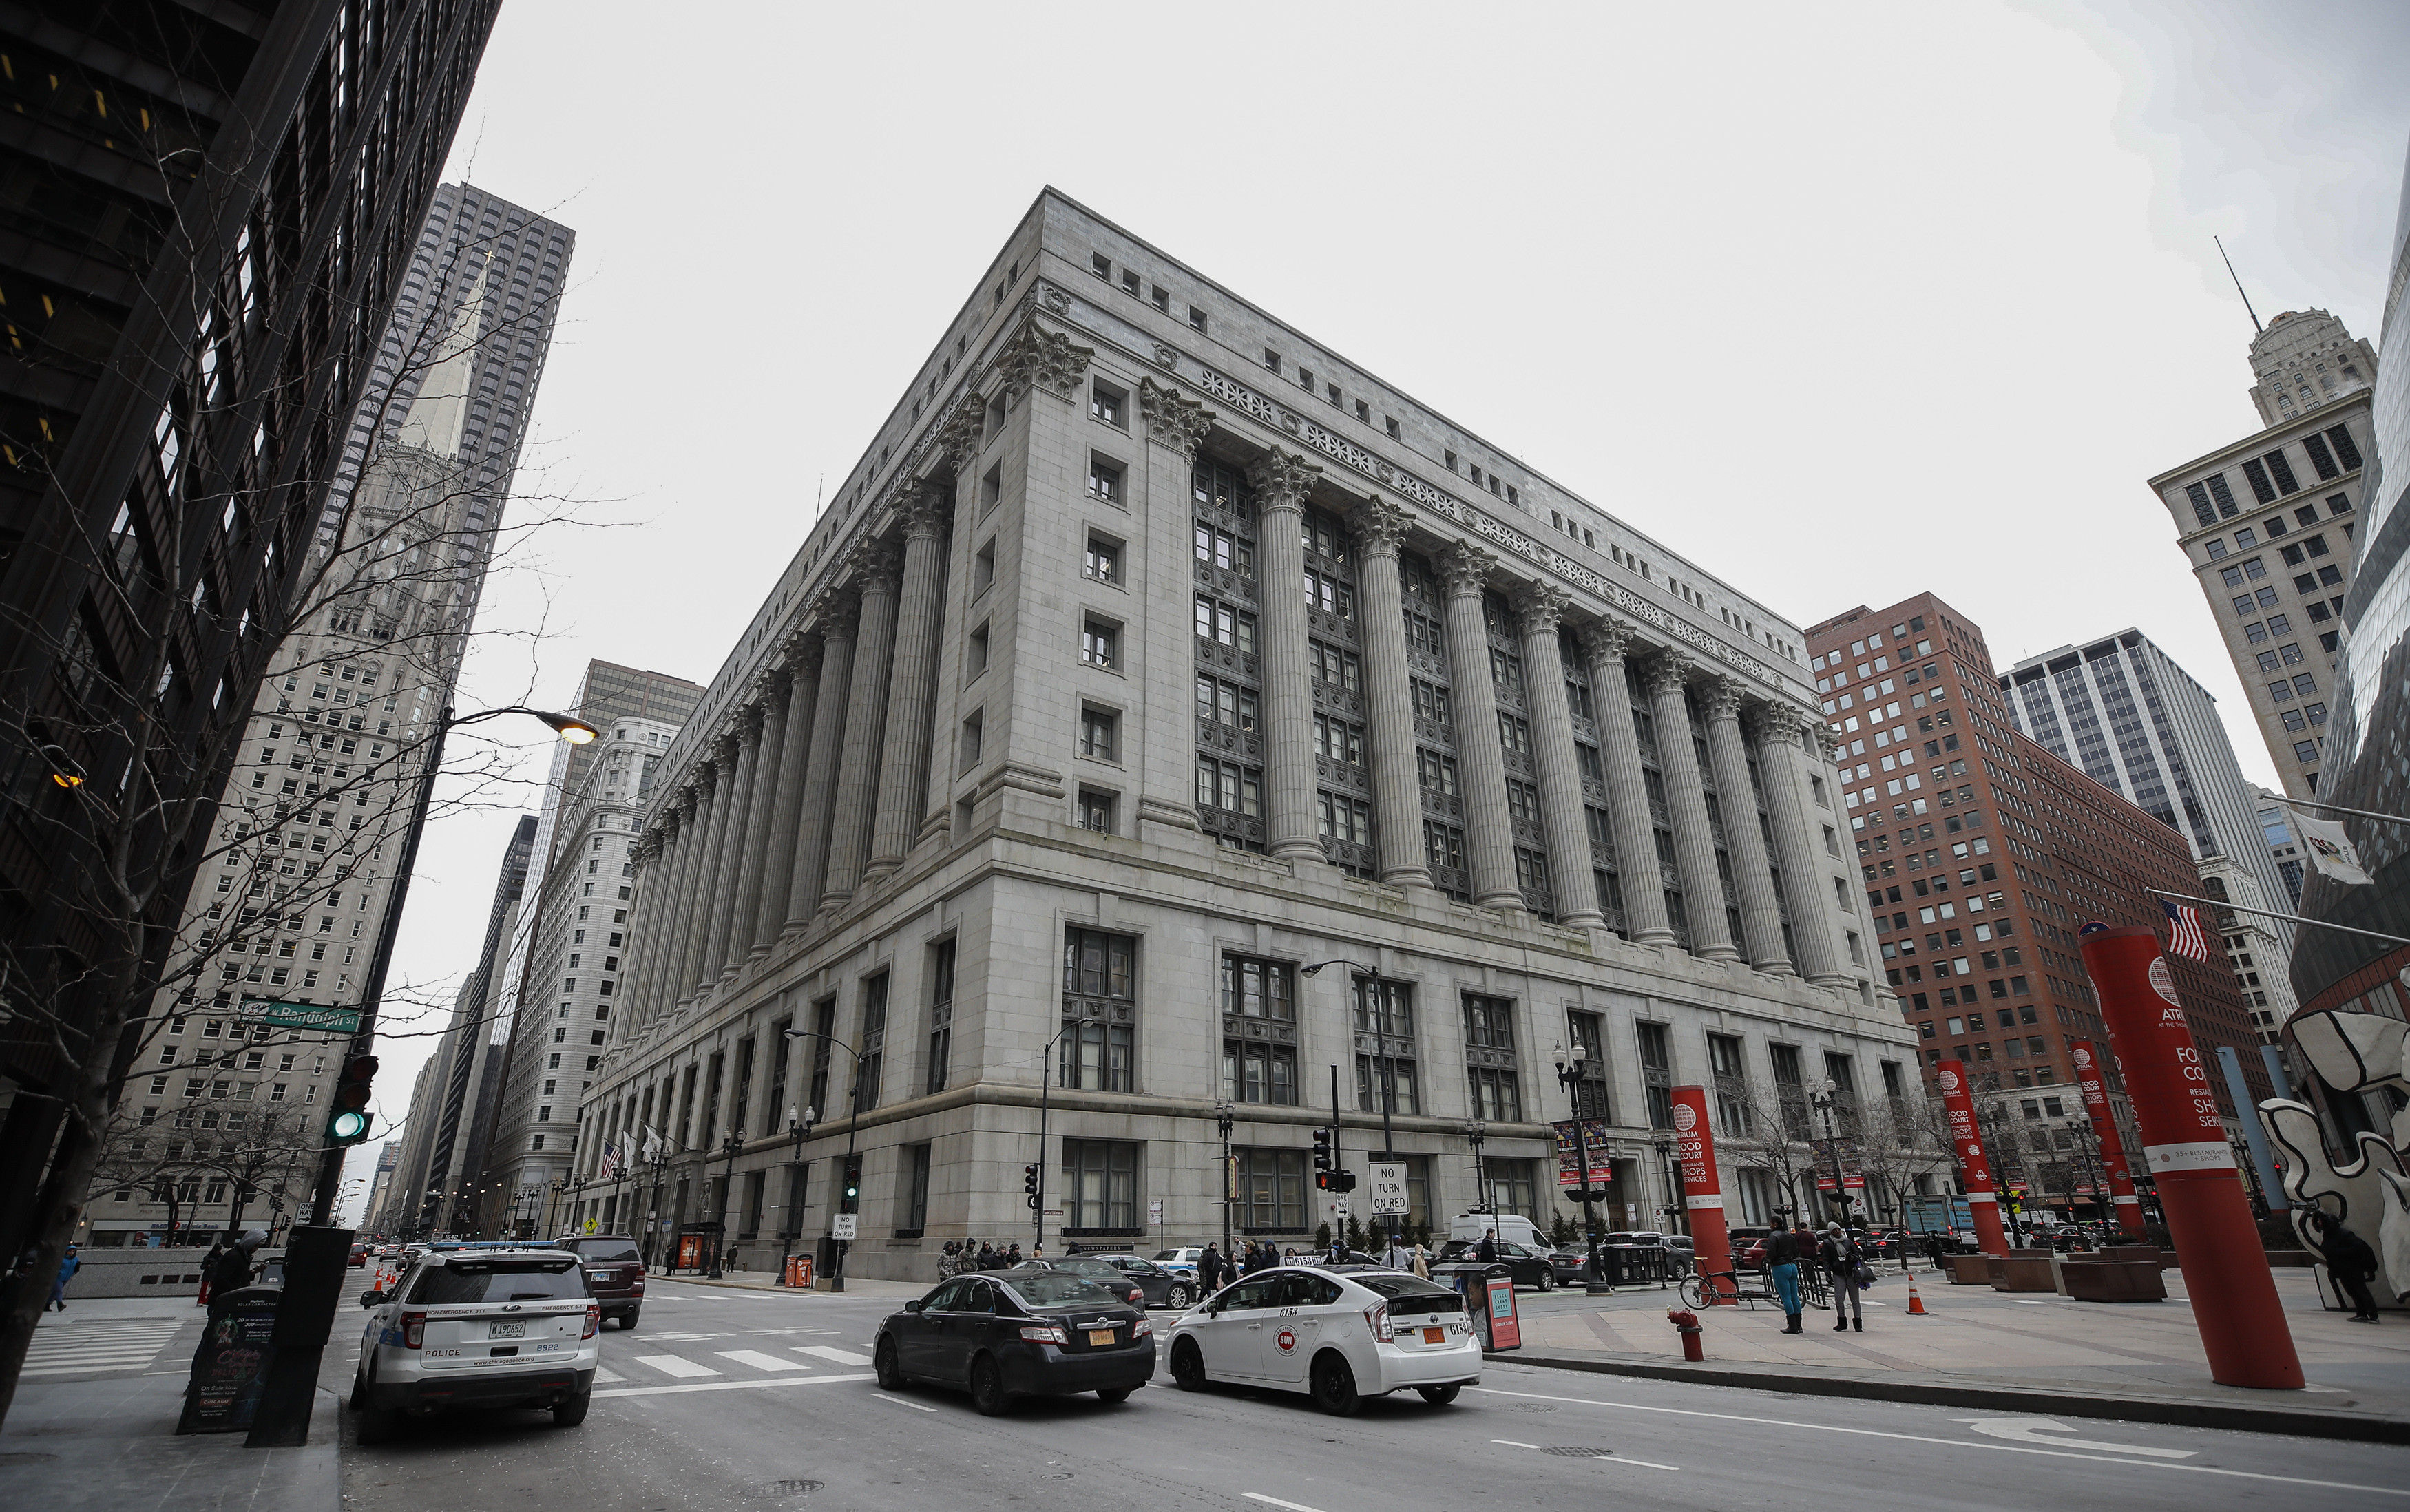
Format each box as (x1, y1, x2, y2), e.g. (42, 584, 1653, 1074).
(643, 1142, 671, 1269)
(1549, 1045, 1612, 1295)
(1463, 1119, 1488, 1215)
(1809, 1078, 1854, 1228)
(2065, 1117, 2106, 1237)
(709, 1129, 745, 1278)
(1302, 960, 1394, 1247)
(776, 1104, 817, 1285)
(1648, 1128, 1678, 1288)
(781, 1029, 863, 1290)
(1213, 1098, 1236, 1256)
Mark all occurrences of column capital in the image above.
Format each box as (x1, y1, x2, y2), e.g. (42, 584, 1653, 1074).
(1139, 377, 1215, 457)
(1744, 701, 1813, 747)
(1700, 676, 1747, 724)
(1440, 540, 1496, 600)
(677, 781, 704, 818)
(1575, 616, 1639, 666)
(716, 727, 746, 763)
(1640, 650, 1697, 700)
(998, 317, 1094, 404)
(1817, 723, 1847, 764)
(1248, 445, 1321, 514)
(936, 398, 986, 470)
(756, 665, 793, 706)
(900, 485, 951, 543)
(736, 702, 766, 744)
(850, 540, 902, 599)
(1512, 580, 1571, 636)
(813, 589, 859, 641)
(1349, 496, 1412, 558)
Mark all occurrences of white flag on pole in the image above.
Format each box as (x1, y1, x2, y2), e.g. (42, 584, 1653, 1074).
(2277, 799, 2374, 885)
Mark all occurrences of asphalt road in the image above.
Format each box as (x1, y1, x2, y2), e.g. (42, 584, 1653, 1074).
(336, 1277, 2409, 1512)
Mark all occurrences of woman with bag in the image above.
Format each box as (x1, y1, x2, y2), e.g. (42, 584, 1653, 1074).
(1819, 1223, 1866, 1333)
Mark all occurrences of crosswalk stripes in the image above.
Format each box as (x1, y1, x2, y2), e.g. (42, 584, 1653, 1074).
(715, 1350, 810, 1372)
(630, 1354, 719, 1378)
(23, 1320, 185, 1378)
(794, 1345, 872, 1366)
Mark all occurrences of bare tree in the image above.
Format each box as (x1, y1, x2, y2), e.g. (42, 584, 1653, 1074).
(1725, 1080, 1820, 1223)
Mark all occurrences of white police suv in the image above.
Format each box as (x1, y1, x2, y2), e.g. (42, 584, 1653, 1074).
(1164, 1266, 1479, 1415)
(349, 1246, 600, 1442)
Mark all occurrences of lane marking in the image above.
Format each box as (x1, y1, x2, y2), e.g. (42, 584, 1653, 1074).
(1490, 1438, 1540, 1449)
(719, 1350, 813, 1372)
(2010, 1299, 2050, 1305)
(795, 1345, 873, 1365)
(1467, 1385, 2406, 1495)
(873, 1392, 937, 1412)
(1602, 1456, 1683, 1471)
(1244, 1496, 1330, 1512)
(631, 1354, 720, 1378)
(596, 1372, 875, 1399)
(594, 1367, 627, 1383)
(1958, 1418, 2193, 1458)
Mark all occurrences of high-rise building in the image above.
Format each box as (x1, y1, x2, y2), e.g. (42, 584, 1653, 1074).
(564, 190, 1909, 1274)
(2146, 316, 2376, 798)
(480, 663, 701, 1238)
(2286, 141, 2410, 1145)
(360, 1142, 401, 1232)
(1805, 595, 2270, 1217)
(1999, 630, 2300, 1040)
(0, 0, 503, 1270)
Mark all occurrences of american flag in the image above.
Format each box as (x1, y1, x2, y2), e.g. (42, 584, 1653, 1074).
(2161, 898, 2212, 961)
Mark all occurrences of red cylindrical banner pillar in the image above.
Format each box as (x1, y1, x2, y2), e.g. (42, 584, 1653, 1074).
(1935, 1060, 2010, 1256)
(2069, 1038, 2147, 1237)
(2082, 924, 2301, 1389)
(1669, 1086, 1734, 1299)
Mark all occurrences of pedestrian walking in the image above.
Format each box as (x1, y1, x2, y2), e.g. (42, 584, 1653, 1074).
(1819, 1223, 1866, 1333)
(1411, 1241, 1431, 1279)
(1385, 1237, 1413, 1271)
(1199, 1242, 1226, 1293)
(1476, 1228, 1498, 1263)
(1326, 1235, 1347, 1266)
(976, 1241, 997, 1270)
(1765, 1226, 1803, 1334)
(2309, 1209, 2385, 1323)
(50, 1243, 79, 1312)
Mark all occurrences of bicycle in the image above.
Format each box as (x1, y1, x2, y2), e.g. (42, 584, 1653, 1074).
(1678, 1268, 1777, 1312)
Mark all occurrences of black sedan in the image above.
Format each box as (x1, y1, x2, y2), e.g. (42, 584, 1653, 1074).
(1434, 1239, 1558, 1290)
(1073, 1253, 1201, 1310)
(874, 1270, 1153, 1415)
(1034, 1256, 1153, 1310)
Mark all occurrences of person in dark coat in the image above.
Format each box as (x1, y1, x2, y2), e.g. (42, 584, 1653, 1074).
(1819, 1223, 1865, 1333)
(1198, 1243, 1226, 1293)
(1475, 1229, 1498, 1263)
(2312, 1209, 2385, 1323)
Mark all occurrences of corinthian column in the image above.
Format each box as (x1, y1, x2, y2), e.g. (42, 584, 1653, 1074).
(1439, 542, 1522, 910)
(1703, 678, 1792, 974)
(1350, 499, 1432, 890)
(1642, 653, 1738, 961)
(703, 706, 765, 987)
(668, 767, 724, 1009)
(1249, 446, 1323, 865)
(786, 597, 855, 935)
(640, 793, 700, 1025)
(821, 550, 899, 907)
(1578, 621, 1674, 943)
(867, 492, 950, 881)
(1515, 582, 1604, 927)
(1752, 704, 1849, 985)
(751, 641, 819, 955)
(607, 832, 664, 1049)
(676, 740, 744, 1006)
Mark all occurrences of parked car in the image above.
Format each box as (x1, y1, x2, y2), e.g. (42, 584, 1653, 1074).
(349, 1247, 598, 1443)
(1073, 1253, 1199, 1310)
(874, 1269, 1153, 1414)
(1152, 1247, 1204, 1280)
(1165, 1266, 1479, 1415)
(1434, 1238, 1557, 1290)
(1726, 1226, 1776, 1272)
(348, 1243, 368, 1268)
(1026, 1257, 1148, 1310)
(551, 1233, 646, 1330)
(1547, 1244, 1594, 1284)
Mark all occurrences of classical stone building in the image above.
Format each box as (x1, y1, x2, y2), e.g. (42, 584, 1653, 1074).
(572, 191, 1914, 1277)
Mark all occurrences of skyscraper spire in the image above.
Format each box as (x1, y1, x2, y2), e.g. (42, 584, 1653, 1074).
(2215, 235, 2263, 335)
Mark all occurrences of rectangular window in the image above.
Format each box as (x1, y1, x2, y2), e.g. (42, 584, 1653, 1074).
(2325, 425, 2362, 471)
(1222, 1038, 1299, 1106)
(1196, 757, 1264, 816)
(1080, 706, 1118, 761)
(899, 1144, 932, 1235)
(1222, 954, 1295, 1020)
(1081, 617, 1118, 670)
(1235, 1149, 1306, 1232)
(855, 973, 888, 1112)
(1090, 379, 1124, 427)
(1088, 456, 1122, 503)
(1084, 534, 1120, 585)
(1062, 1140, 1139, 1232)
(1061, 927, 1136, 1093)
(1077, 788, 1117, 834)
(1636, 1020, 1675, 1128)
(925, 941, 954, 1096)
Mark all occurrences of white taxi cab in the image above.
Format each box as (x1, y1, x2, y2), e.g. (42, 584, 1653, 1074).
(1164, 1266, 1478, 1415)
(348, 1247, 599, 1442)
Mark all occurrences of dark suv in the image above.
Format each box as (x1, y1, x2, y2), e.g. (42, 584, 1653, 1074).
(554, 1234, 646, 1330)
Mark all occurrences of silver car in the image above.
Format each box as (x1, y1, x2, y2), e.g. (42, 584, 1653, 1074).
(349, 1247, 599, 1443)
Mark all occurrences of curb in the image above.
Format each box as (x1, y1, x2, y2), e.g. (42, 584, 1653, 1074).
(1484, 1352, 2410, 1444)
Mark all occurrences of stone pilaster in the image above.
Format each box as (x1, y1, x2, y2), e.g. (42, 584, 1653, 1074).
(1350, 499, 1432, 890)
(1440, 542, 1523, 910)
(751, 641, 819, 956)
(1250, 446, 1323, 865)
(1135, 379, 1215, 839)
(786, 596, 855, 935)
(1753, 703, 1851, 987)
(1642, 653, 1737, 961)
(1703, 679, 1792, 974)
(821, 550, 899, 907)
(867, 492, 950, 881)
(1515, 582, 1604, 927)
(1578, 620, 1675, 944)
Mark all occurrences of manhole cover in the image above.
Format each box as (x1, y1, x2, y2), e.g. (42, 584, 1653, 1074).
(1542, 1447, 1616, 1458)
(751, 1480, 821, 1498)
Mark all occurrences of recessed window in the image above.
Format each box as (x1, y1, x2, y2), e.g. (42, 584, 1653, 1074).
(1263, 348, 1281, 375)
(1122, 270, 1140, 295)
(1151, 284, 1170, 312)
(1077, 788, 1117, 834)
(1088, 456, 1123, 505)
(1325, 382, 1340, 405)
(1090, 251, 1111, 280)
(1082, 616, 1120, 671)
(1091, 379, 1126, 428)
(1188, 307, 1207, 333)
(1079, 705, 1119, 762)
(979, 462, 1002, 514)
(967, 620, 989, 679)
(972, 538, 996, 598)
(1355, 399, 1370, 422)
(1084, 532, 1121, 586)
(958, 710, 983, 774)
(1385, 416, 1400, 439)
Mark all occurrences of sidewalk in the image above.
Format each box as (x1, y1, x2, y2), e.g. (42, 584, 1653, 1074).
(0, 1298, 340, 1512)
(1501, 1263, 2410, 1442)
(649, 1269, 926, 1300)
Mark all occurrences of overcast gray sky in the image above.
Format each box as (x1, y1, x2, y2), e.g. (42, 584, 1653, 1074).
(344, 0, 2410, 1216)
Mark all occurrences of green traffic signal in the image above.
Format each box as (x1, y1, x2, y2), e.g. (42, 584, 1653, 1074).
(328, 1109, 373, 1142)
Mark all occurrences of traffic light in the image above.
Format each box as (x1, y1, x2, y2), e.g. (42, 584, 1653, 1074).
(1311, 1127, 1332, 1172)
(841, 1154, 862, 1214)
(326, 1053, 378, 1144)
(1333, 1170, 1358, 1193)
(1023, 1163, 1040, 1210)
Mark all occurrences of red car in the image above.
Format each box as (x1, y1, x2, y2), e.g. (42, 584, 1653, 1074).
(347, 1243, 368, 1268)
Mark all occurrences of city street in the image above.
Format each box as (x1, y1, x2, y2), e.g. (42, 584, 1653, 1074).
(332, 1277, 2409, 1511)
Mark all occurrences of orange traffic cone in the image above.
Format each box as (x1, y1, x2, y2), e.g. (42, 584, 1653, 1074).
(1906, 1282, 1929, 1316)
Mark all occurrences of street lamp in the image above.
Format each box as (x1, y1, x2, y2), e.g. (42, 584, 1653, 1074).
(1302, 960, 1396, 1248)
(1549, 1045, 1613, 1296)
(782, 1028, 863, 1290)
(709, 1128, 745, 1278)
(1463, 1118, 1488, 1215)
(775, 1104, 817, 1286)
(1213, 1098, 1236, 1255)
(1808, 1078, 1854, 1228)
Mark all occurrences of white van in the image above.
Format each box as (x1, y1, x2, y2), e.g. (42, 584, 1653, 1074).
(1447, 1212, 1541, 1250)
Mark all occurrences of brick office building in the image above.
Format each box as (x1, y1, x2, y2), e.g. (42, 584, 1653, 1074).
(1804, 595, 2269, 1138)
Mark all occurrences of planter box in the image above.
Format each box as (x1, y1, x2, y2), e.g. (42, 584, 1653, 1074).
(1942, 1254, 1993, 1285)
(2062, 1259, 2167, 1302)
(1989, 1254, 2059, 1292)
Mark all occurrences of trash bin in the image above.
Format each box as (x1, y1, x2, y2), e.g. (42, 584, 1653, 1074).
(1429, 1262, 1511, 1349)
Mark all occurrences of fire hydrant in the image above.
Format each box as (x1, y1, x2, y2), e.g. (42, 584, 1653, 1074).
(1667, 1308, 1704, 1363)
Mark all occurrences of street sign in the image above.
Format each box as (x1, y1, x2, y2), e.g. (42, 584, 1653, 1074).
(1368, 1160, 1408, 1217)
(830, 1214, 858, 1240)
(239, 998, 362, 1035)
(1330, 1198, 1350, 1219)
(1147, 1200, 1162, 1222)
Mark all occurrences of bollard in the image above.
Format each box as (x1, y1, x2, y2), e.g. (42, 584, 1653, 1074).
(1667, 1308, 1704, 1363)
